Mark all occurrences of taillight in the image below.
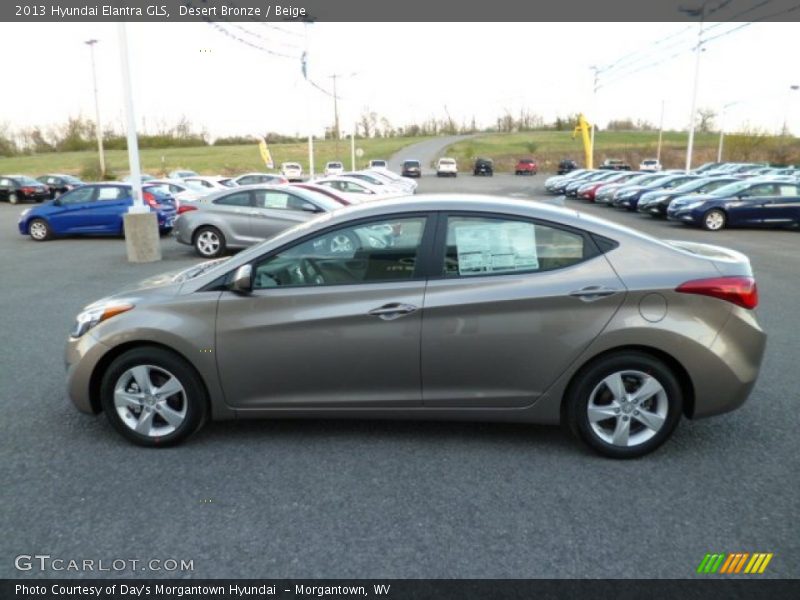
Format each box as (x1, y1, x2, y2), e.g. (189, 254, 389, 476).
(676, 276, 758, 309)
(21, 187, 35, 194)
(143, 191, 158, 208)
(178, 205, 197, 214)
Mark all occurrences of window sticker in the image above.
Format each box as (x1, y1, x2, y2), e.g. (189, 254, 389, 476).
(454, 221, 538, 275)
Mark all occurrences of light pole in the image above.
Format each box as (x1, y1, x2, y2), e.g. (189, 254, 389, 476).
(84, 39, 106, 178)
(682, 2, 707, 172)
(656, 98, 665, 165)
(350, 128, 356, 171)
(717, 101, 739, 163)
(589, 66, 600, 169)
(781, 84, 799, 136)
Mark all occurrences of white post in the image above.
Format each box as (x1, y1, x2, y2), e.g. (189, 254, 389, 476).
(656, 99, 665, 164)
(118, 22, 160, 263)
(118, 23, 146, 213)
(717, 105, 726, 163)
(685, 19, 705, 172)
(85, 40, 106, 178)
(350, 130, 356, 171)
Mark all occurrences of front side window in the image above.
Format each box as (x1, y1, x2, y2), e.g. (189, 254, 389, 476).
(60, 186, 96, 205)
(443, 216, 587, 277)
(253, 190, 308, 211)
(214, 192, 252, 207)
(237, 176, 256, 186)
(252, 216, 427, 289)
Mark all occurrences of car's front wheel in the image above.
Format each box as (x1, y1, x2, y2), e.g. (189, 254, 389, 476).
(100, 347, 208, 447)
(28, 218, 52, 241)
(565, 352, 683, 458)
(702, 209, 726, 231)
(194, 226, 226, 258)
(9, 192, 19, 204)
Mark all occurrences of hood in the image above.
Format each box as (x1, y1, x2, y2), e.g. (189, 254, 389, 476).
(671, 193, 716, 207)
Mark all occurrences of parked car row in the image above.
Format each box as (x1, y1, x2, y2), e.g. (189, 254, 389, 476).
(545, 162, 800, 231)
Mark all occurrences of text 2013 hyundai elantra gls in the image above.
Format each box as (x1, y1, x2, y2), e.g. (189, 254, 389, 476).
(64, 195, 766, 458)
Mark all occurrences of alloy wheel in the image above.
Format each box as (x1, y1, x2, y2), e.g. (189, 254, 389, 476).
(704, 210, 726, 231)
(196, 230, 220, 256)
(113, 365, 187, 438)
(29, 220, 48, 240)
(586, 370, 668, 448)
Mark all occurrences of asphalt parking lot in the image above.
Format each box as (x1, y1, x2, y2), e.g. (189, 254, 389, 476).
(1, 172, 798, 579)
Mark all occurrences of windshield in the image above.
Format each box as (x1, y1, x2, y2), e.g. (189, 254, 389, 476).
(327, 162, 342, 168)
(283, 163, 301, 169)
(670, 178, 712, 193)
(63, 175, 83, 184)
(711, 181, 752, 196)
(404, 161, 420, 167)
(295, 189, 344, 212)
(183, 180, 207, 191)
(440, 159, 455, 165)
(18, 176, 41, 185)
(349, 173, 383, 185)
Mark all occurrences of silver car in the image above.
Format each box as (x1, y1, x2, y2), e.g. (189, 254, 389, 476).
(65, 195, 766, 457)
(174, 185, 343, 258)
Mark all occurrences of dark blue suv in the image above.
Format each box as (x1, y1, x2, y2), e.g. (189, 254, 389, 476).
(18, 183, 177, 241)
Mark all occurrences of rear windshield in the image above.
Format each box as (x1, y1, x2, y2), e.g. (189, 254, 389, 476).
(440, 159, 456, 165)
(404, 161, 420, 167)
(327, 162, 343, 168)
(17, 176, 41, 185)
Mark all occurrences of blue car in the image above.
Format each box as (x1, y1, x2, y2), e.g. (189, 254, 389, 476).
(18, 183, 177, 241)
(667, 178, 800, 231)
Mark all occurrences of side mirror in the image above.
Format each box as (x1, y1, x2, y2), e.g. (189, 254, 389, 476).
(53, 198, 61, 206)
(301, 202, 320, 213)
(229, 264, 253, 294)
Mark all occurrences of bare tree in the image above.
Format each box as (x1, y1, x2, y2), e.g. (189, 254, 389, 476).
(696, 108, 716, 133)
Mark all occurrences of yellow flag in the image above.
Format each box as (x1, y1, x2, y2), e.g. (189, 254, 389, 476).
(258, 140, 274, 169)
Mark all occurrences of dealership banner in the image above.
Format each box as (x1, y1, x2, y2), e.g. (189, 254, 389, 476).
(3, 579, 800, 600)
(3, 0, 800, 22)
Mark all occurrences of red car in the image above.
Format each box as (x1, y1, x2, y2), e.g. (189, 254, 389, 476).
(578, 172, 637, 202)
(514, 158, 537, 175)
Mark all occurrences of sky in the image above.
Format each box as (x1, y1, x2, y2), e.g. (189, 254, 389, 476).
(0, 21, 798, 140)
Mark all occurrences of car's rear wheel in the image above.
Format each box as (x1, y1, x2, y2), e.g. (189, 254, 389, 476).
(702, 209, 726, 231)
(9, 192, 19, 204)
(100, 347, 208, 447)
(565, 352, 683, 458)
(28, 218, 52, 241)
(194, 226, 226, 258)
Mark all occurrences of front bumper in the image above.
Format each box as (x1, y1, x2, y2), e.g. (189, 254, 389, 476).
(65, 332, 111, 414)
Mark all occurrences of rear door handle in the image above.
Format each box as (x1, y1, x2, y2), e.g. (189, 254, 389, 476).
(569, 286, 620, 301)
(368, 303, 418, 320)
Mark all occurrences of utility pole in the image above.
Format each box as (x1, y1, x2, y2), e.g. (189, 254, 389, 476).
(331, 74, 340, 140)
(350, 128, 356, 171)
(656, 99, 665, 165)
(302, 22, 314, 179)
(590, 66, 600, 170)
(682, 2, 707, 172)
(717, 101, 738, 163)
(85, 39, 106, 178)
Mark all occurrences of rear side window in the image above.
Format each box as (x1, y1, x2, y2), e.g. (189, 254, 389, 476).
(214, 192, 252, 207)
(253, 190, 306, 211)
(443, 216, 589, 277)
(96, 186, 125, 200)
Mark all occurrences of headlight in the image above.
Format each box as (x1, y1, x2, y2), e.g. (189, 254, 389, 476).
(684, 201, 705, 210)
(19, 209, 31, 218)
(71, 301, 134, 338)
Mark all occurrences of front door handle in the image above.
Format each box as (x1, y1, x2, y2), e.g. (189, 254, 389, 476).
(368, 303, 418, 320)
(569, 285, 620, 301)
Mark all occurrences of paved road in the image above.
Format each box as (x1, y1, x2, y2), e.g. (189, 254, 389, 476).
(388, 134, 475, 174)
(1, 177, 797, 579)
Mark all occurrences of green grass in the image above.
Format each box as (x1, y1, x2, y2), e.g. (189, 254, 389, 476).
(443, 130, 742, 173)
(0, 136, 431, 180)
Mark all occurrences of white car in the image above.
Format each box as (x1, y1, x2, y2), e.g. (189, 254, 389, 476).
(146, 179, 210, 204)
(639, 159, 662, 172)
(368, 159, 388, 170)
(324, 161, 345, 176)
(184, 176, 235, 190)
(167, 169, 199, 180)
(436, 157, 458, 177)
(341, 171, 408, 195)
(231, 173, 288, 186)
(281, 162, 303, 181)
(313, 176, 405, 204)
(367, 168, 418, 194)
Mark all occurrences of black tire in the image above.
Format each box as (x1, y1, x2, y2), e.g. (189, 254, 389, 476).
(702, 209, 726, 231)
(565, 352, 683, 459)
(28, 218, 52, 241)
(100, 346, 208, 447)
(160, 227, 173, 237)
(193, 226, 226, 258)
(9, 192, 19, 205)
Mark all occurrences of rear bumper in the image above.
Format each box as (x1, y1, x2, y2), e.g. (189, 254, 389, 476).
(691, 308, 767, 418)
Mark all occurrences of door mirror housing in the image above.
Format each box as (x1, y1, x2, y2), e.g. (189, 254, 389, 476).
(300, 202, 320, 213)
(229, 264, 253, 294)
